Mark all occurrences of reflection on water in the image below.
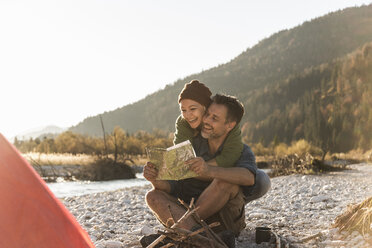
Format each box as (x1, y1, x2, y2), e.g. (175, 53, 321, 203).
(47, 173, 149, 198)
(47, 170, 273, 198)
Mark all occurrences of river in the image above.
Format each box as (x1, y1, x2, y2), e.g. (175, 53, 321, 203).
(47, 169, 272, 198)
(46, 173, 150, 198)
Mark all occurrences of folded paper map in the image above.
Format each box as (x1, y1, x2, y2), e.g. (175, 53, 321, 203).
(146, 140, 198, 180)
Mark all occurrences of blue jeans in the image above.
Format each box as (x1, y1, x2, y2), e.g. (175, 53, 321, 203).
(242, 169, 271, 203)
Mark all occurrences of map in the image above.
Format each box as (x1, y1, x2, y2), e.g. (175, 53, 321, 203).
(146, 140, 198, 180)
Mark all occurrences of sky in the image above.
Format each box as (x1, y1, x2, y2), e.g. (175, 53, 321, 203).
(1, 0, 371, 139)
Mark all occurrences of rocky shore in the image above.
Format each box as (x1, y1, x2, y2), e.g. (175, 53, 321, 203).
(62, 163, 372, 248)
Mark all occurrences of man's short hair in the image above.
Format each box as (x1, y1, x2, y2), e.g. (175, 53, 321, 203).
(211, 94, 244, 124)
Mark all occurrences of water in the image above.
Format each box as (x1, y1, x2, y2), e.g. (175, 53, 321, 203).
(47, 173, 149, 198)
(47, 170, 272, 198)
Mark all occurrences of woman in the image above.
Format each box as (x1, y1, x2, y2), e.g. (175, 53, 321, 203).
(174, 80, 243, 167)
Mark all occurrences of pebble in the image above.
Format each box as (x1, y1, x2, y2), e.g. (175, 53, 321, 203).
(96, 240, 124, 248)
(61, 163, 372, 248)
(140, 226, 154, 236)
(310, 195, 331, 203)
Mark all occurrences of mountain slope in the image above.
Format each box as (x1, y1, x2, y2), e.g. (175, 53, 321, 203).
(14, 125, 66, 141)
(242, 42, 372, 152)
(70, 5, 372, 151)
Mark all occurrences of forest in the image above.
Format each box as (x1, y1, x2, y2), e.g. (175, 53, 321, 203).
(242, 42, 372, 154)
(66, 5, 372, 154)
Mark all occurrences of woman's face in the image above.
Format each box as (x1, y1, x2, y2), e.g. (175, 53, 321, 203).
(180, 99, 206, 129)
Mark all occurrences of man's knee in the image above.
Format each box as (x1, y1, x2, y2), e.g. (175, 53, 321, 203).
(145, 189, 167, 208)
(212, 179, 239, 197)
(243, 169, 271, 203)
(255, 169, 271, 198)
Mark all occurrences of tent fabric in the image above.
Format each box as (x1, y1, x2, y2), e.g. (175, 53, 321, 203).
(0, 134, 95, 248)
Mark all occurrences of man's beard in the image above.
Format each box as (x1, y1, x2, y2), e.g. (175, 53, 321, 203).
(201, 129, 210, 139)
(201, 124, 223, 139)
(201, 123, 212, 139)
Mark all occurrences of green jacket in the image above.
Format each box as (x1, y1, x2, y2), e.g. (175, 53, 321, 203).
(173, 115, 243, 167)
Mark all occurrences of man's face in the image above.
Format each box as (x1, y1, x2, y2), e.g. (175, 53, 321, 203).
(201, 103, 235, 139)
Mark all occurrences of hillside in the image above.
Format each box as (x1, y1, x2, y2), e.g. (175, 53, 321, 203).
(70, 5, 372, 152)
(242, 42, 372, 152)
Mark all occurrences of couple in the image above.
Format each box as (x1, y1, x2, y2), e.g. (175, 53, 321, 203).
(142, 80, 271, 247)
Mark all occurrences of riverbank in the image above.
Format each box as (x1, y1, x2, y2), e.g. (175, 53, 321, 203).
(62, 163, 372, 248)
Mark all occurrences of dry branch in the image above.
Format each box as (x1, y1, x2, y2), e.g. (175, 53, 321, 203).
(299, 232, 322, 243)
(170, 227, 227, 248)
(147, 198, 228, 248)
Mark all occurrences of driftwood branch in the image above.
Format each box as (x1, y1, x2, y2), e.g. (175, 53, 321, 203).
(179, 199, 228, 248)
(170, 227, 227, 248)
(164, 222, 220, 238)
(159, 243, 174, 248)
(177, 199, 219, 247)
(299, 232, 322, 243)
(99, 115, 108, 157)
(272, 231, 281, 248)
(147, 198, 228, 248)
(147, 206, 200, 248)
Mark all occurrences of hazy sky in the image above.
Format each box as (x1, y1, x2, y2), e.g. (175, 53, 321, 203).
(1, 0, 371, 139)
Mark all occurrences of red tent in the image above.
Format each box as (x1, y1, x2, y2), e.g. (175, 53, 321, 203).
(0, 134, 95, 248)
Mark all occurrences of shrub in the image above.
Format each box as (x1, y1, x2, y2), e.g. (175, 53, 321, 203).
(77, 157, 135, 181)
(287, 139, 322, 157)
(251, 142, 272, 156)
(274, 143, 289, 157)
(270, 153, 345, 177)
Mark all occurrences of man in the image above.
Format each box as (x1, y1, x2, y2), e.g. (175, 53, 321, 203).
(143, 94, 271, 247)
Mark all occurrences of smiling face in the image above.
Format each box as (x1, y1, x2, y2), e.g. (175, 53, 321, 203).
(201, 103, 236, 139)
(180, 99, 206, 129)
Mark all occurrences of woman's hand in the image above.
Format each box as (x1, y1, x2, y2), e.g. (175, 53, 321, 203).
(185, 157, 210, 176)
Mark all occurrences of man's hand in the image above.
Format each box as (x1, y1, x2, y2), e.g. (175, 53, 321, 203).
(185, 157, 210, 176)
(143, 162, 158, 182)
(143, 162, 171, 193)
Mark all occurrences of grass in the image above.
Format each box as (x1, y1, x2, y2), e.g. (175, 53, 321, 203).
(330, 149, 372, 163)
(23, 152, 148, 167)
(23, 152, 94, 166)
(333, 196, 372, 238)
(250, 139, 323, 158)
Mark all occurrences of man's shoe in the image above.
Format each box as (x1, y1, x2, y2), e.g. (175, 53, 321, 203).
(218, 230, 235, 248)
(191, 225, 235, 248)
(190, 224, 205, 236)
(140, 230, 236, 248)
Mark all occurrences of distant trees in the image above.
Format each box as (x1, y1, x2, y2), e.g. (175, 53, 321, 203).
(14, 127, 173, 156)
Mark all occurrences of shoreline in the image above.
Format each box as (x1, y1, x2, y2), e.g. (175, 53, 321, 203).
(62, 163, 372, 248)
